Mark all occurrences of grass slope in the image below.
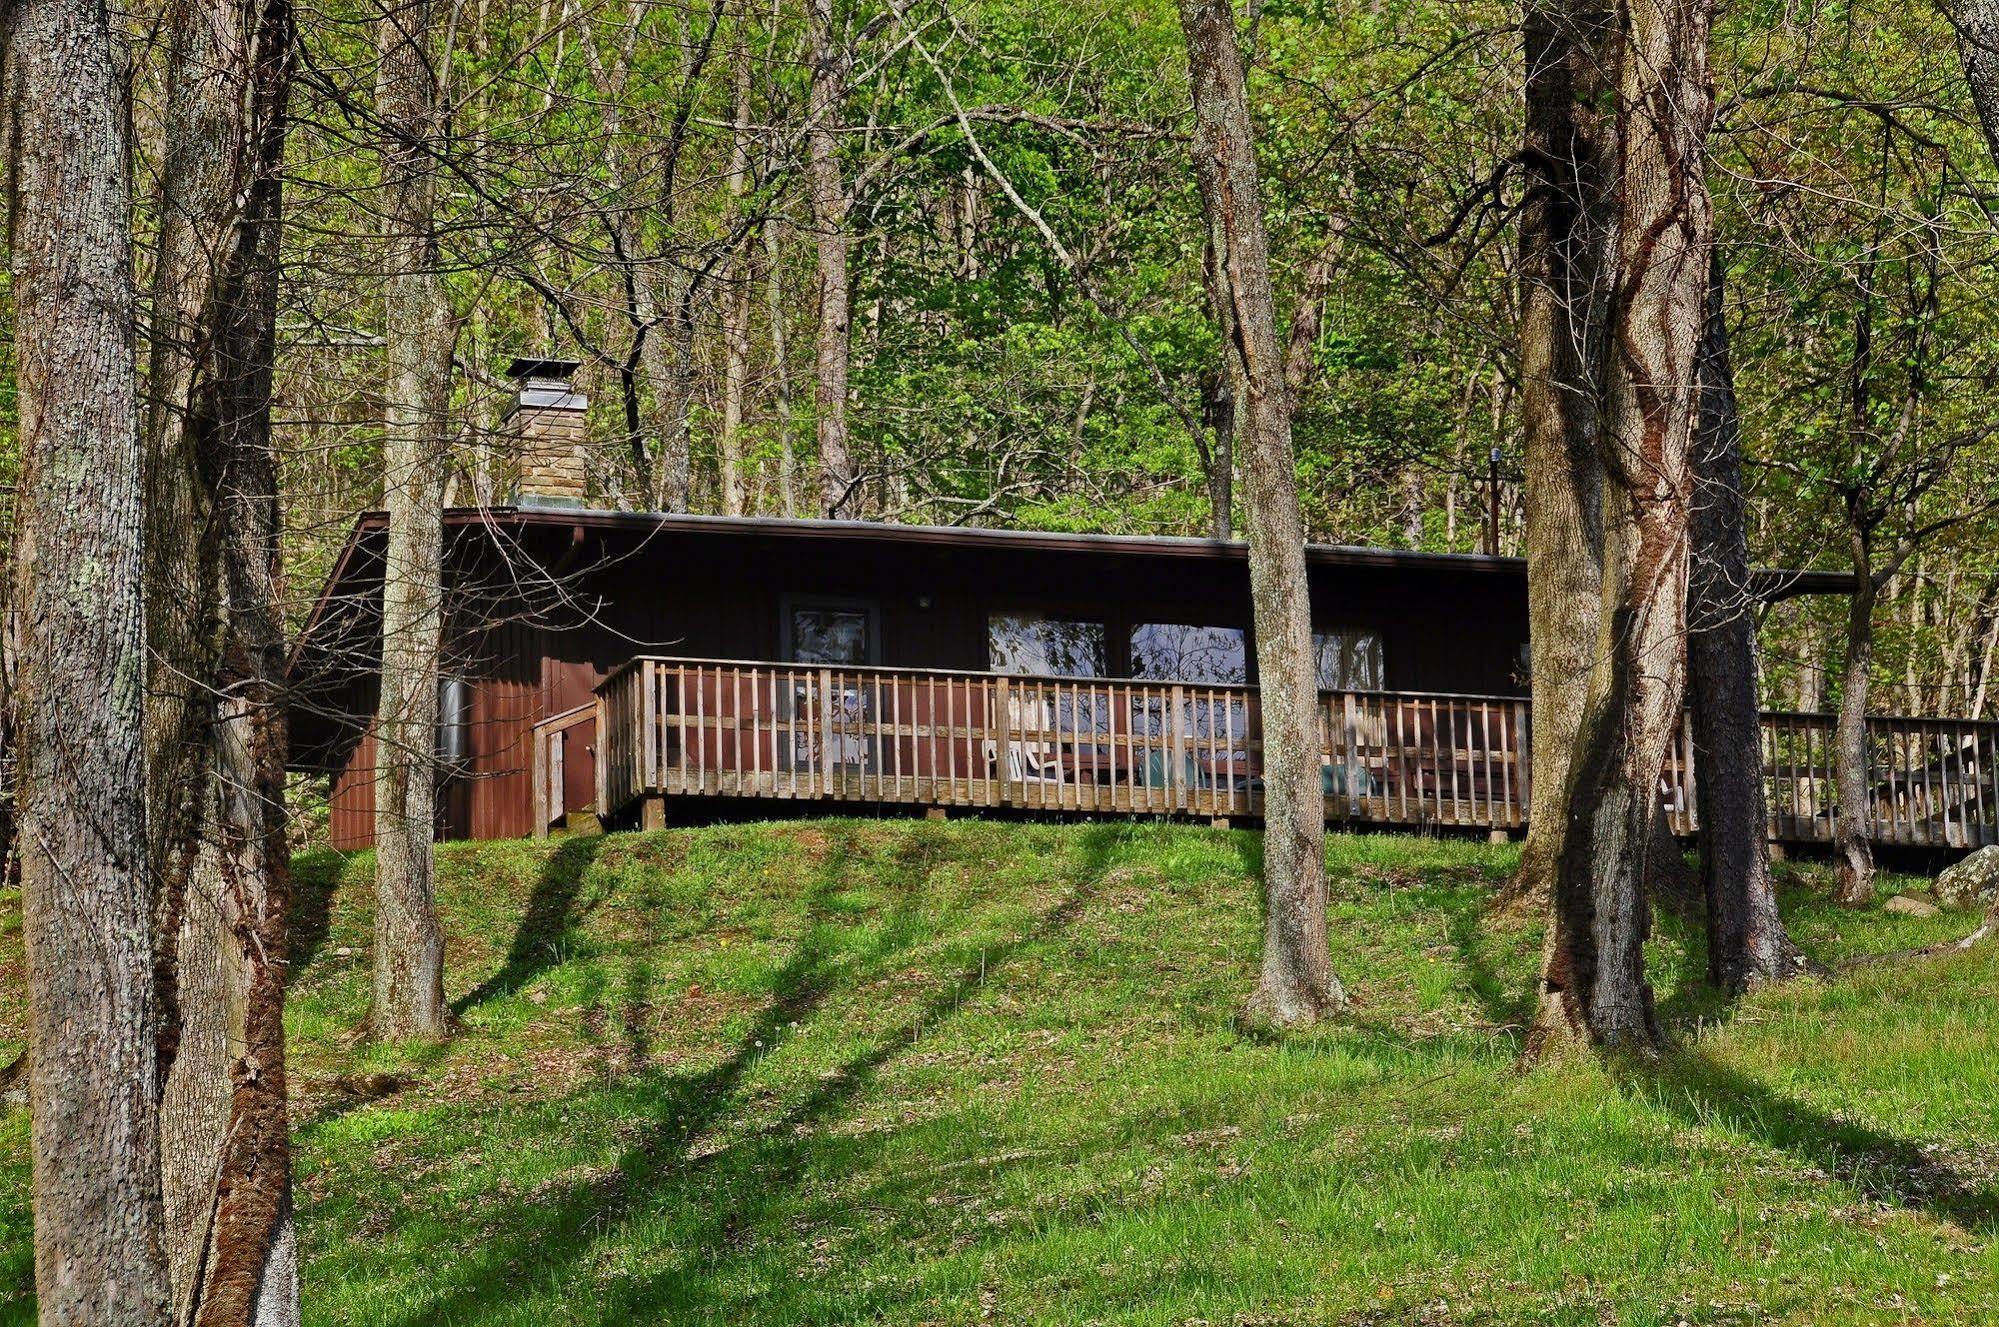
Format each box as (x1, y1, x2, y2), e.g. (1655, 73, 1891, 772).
(1, 820, 1996, 1325)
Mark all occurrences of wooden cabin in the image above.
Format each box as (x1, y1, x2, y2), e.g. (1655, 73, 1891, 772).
(289, 361, 1999, 853)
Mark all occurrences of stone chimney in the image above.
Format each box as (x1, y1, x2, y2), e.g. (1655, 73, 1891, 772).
(502, 356, 589, 505)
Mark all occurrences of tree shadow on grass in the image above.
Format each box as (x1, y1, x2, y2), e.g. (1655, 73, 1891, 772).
(375, 821, 1120, 1327)
(452, 834, 608, 1016)
(287, 851, 349, 972)
(1619, 1049, 1999, 1236)
(1442, 897, 1534, 1038)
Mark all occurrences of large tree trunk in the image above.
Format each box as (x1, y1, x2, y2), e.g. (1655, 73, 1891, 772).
(1515, 0, 1613, 902)
(145, 0, 236, 1014)
(146, 0, 304, 1317)
(11, 0, 173, 1316)
(1528, 0, 1715, 1060)
(1180, 0, 1343, 1029)
(807, 0, 858, 517)
(1832, 558, 1878, 905)
(373, 0, 453, 1041)
(1688, 255, 1806, 993)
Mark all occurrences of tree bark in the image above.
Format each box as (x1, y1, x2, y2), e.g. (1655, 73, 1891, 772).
(145, 0, 237, 1032)
(1832, 557, 1878, 905)
(1528, 0, 1716, 1060)
(718, 21, 755, 517)
(1515, 0, 1613, 902)
(1688, 254, 1806, 993)
(146, 0, 304, 1317)
(374, 0, 453, 1041)
(1180, 0, 1344, 1029)
(807, 0, 858, 517)
(11, 0, 173, 1316)
(1954, 0, 1999, 167)
(766, 220, 800, 518)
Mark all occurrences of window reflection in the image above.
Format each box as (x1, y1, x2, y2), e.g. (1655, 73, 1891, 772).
(1312, 628, 1385, 691)
(789, 605, 872, 665)
(1129, 623, 1247, 684)
(987, 613, 1107, 678)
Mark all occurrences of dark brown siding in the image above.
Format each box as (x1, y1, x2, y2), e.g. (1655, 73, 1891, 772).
(303, 519, 1531, 848)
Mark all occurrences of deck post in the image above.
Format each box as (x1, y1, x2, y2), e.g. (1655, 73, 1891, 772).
(531, 724, 549, 840)
(995, 676, 1014, 808)
(1170, 685, 1187, 814)
(926, 806, 949, 821)
(641, 794, 666, 831)
(1512, 700, 1531, 828)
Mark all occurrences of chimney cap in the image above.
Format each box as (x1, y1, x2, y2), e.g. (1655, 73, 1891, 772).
(506, 355, 583, 382)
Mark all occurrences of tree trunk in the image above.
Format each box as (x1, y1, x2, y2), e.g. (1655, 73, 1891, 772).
(1955, 0, 1999, 166)
(637, 267, 697, 512)
(1688, 254, 1805, 993)
(144, 0, 237, 1025)
(718, 24, 755, 517)
(1180, 0, 1343, 1029)
(807, 0, 857, 517)
(1198, 368, 1235, 541)
(374, 0, 453, 1041)
(11, 0, 173, 1315)
(146, 0, 303, 1316)
(1198, 237, 1237, 541)
(1832, 560, 1878, 905)
(767, 221, 800, 518)
(1515, 0, 1613, 902)
(1528, 0, 1715, 1060)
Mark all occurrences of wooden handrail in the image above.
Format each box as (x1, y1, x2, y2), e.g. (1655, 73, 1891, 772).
(581, 656, 1999, 850)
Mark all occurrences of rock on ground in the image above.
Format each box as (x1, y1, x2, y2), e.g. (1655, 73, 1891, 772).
(1934, 845, 1999, 910)
(1886, 894, 1941, 918)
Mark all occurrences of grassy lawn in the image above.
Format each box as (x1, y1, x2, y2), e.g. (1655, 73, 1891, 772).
(1, 818, 1995, 1324)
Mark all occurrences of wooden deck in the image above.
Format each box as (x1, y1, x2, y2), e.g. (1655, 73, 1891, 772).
(537, 656, 1999, 850)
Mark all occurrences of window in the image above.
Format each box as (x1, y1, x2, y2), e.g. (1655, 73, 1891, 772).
(987, 613, 1108, 678)
(783, 598, 877, 665)
(1313, 628, 1385, 691)
(1129, 623, 1247, 684)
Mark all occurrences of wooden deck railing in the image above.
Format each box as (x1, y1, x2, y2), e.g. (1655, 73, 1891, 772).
(597, 657, 1530, 830)
(591, 658, 1999, 847)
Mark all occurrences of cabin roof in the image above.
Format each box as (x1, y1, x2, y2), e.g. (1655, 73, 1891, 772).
(290, 503, 1851, 680)
(328, 501, 1852, 583)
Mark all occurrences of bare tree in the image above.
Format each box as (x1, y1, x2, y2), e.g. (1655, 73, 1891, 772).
(373, 0, 454, 1040)
(1528, 0, 1716, 1058)
(10, 0, 173, 1314)
(1688, 255, 1807, 993)
(1180, 0, 1344, 1029)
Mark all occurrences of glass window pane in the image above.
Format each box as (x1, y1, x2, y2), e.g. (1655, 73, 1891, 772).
(1313, 628, 1385, 690)
(791, 606, 871, 664)
(1130, 623, 1247, 684)
(987, 613, 1107, 677)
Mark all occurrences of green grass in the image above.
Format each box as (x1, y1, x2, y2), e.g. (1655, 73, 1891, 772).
(2, 819, 1996, 1324)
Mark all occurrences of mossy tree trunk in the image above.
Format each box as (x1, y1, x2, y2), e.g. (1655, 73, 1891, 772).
(11, 0, 173, 1314)
(1515, 0, 1613, 903)
(146, 0, 304, 1316)
(1528, 0, 1716, 1060)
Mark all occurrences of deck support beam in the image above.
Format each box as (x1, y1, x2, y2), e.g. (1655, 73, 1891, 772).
(641, 795, 667, 831)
